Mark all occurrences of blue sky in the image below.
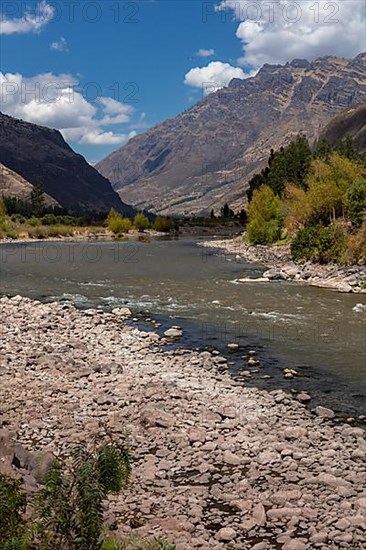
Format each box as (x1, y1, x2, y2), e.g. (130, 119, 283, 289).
(1, 1, 365, 162)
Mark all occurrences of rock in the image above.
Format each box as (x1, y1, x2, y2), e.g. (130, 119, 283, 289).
(282, 540, 307, 550)
(334, 518, 350, 530)
(267, 507, 302, 519)
(32, 452, 56, 484)
(140, 407, 176, 428)
(315, 406, 335, 419)
(227, 343, 239, 350)
(252, 502, 266, 526)
(222, 450, 242, 465)
(297, 392, 311, 403)
(164, 328, 183, 338)
(248, 358, 260, 366)
(111, 307, 132, 317)
(215, 527, 236, 541)
(284, 426, 307, 439)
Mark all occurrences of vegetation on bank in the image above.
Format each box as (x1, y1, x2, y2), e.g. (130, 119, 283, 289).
(0, 439, 175, 550)
(246, 136, 366, 265)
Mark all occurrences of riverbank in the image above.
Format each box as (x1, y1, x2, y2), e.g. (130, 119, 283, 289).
(1, 296, 365, 549)
(200, 236, 366, 294)
(0, 228, 172, 245)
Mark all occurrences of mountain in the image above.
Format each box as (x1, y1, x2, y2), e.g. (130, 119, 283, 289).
(96, 53, 366, 215)
(0, 163, 60, 208)
(321, 101, 366, 152)
(0, 113, 135, 215)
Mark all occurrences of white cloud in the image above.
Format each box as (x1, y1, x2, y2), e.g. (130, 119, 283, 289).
(218, 0, 366, 68)
(197, 48, 216, 57)
(184, 61, 247, 94)
(0, 72, 136, 147)
(50, 37, 68, 52)
(0, 1, 54, 35)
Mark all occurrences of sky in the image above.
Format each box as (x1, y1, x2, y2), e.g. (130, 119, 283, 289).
(1, 0, 365, 163)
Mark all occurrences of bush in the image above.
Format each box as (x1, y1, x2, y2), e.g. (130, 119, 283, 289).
(348, 219, 366, 264)
(107, 209, 132, 235)
(153, 216, 175, 232)
(0, 474, 29, 549)
(291, 222, 348, 264)
(134, 213, 150, 233)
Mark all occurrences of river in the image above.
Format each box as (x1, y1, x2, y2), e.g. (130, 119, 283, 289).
(0, 238, 365, 417)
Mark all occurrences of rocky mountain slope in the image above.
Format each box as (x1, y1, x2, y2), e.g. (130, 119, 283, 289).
(322, 101, 366, 152)
(96, 53, 366, 215)
(0, 163, 60, 208)
(0, 113, 134, 215)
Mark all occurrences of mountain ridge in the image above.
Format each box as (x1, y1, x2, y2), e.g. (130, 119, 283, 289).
(0, 113, 135, 215)
(96, 53, 366, 215)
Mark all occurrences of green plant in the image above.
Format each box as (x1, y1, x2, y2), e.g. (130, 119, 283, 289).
(291, 222, 348, 264)
(133, 213, 150, 233)
(36, 440, 131, 550)
(153, 216, 175, 232)
(345, 179, 366, 226)
(0, 474, 30, 550)
(247, 185, 283, 245)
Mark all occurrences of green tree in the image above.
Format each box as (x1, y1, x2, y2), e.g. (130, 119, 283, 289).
(153, 216, 175, 232)
(345, 179, 366, 226)
(134, 213, 150, 232)
(247, 135, 312, 200)
(247, 185, 283, 245)
(30, 178, 45, 217)
(314, 137, 332, 160)
(107, 209, 132, 235)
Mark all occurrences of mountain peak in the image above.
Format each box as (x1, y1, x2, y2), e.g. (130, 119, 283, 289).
(96, 55, 366, 216)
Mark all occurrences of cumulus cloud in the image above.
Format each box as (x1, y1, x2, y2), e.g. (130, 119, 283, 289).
(196, 48, 216, 57)
(218, 0, 366, 68)
(184, 61, 247, 93)
(0, 72, 136, 147)
(50, 37, 68, 52)
(0, 1, 54, 35)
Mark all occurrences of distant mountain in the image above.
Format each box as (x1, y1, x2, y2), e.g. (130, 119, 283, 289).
(0, 163, 60, 208)
(321, 102, 366, 152)
(0, 113, 135, 215)
(96, 53, 366, 215)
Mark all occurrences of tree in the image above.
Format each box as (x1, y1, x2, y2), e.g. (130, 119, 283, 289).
(30, 178, 45, 217)
(134, 213, 149, 232)
(107, 209, 132, 235)
(239, 208, 247, 224)
(210, 209, 215, 219)
(314, 137, 332, 160)
(247, 185, 283, 245)
(153, 216, 175, 232)
(345, 179, 366, 226)
(247, 135, 312, 200)
(0, 197, 6, 217)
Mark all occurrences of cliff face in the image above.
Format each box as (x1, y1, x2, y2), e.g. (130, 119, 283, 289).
(96, 53, 366, 215)
(321, 102, 366, 152)
(0, 113, 135, 215)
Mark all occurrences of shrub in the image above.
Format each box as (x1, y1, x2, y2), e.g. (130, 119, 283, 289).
(291, 222, 348, 264)
(36, 440, 131, 549)
(153, 216, 175, 232)
(348, 219, 366, 264)
(0, 474, 30, 549)
(134, 213, 150, 232)
(107, 209, 132, 235)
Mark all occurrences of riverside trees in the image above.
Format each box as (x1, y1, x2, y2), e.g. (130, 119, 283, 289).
(246, 136, 366, 264)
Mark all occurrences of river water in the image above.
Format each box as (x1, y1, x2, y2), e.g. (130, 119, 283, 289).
(1, 238, 365, 416)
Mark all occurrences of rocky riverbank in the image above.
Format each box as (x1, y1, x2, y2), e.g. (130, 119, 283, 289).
(200, 236, 366, 294)
(1, 296, 365, 549)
